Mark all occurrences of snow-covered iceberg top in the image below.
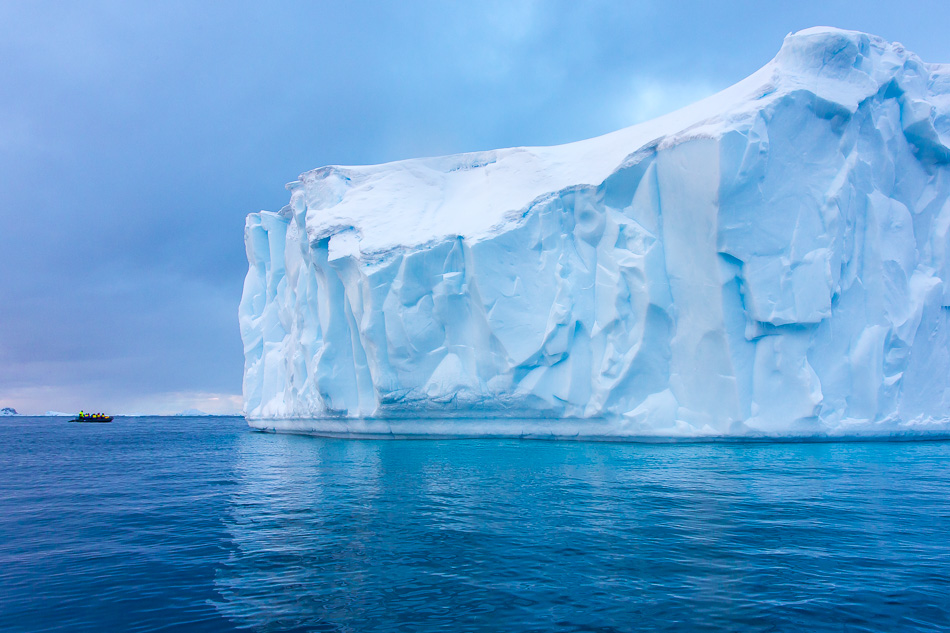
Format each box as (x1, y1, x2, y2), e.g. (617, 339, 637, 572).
(240, 28, 950, 438)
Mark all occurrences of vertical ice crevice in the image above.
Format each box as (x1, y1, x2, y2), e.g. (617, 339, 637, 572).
(657, 139, 742, 431)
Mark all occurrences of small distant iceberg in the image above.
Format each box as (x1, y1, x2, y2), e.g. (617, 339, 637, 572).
(44, 411, 72, 417)
(176, 409, 213, 417)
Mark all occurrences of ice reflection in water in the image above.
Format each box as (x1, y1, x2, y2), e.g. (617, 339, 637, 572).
(214, 434, 950, 632)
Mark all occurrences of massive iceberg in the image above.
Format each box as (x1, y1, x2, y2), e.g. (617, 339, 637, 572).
(240, 28, 950, 438)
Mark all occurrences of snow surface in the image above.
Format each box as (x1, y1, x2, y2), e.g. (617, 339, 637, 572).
(240, 28, 950, 438)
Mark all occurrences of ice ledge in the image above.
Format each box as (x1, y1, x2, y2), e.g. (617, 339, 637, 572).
(246, 417, 950, 442)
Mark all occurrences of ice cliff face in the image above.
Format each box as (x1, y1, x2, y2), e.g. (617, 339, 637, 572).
(240, 28, 950, 437)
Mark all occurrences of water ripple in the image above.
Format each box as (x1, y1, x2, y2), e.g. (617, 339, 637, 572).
(1, 417, 949, 631)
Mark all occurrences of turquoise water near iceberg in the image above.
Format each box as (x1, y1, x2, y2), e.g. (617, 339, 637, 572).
(1, 416, 949, 632)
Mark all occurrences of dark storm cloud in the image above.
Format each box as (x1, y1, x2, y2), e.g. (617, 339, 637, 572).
(1, 0, 948, 413)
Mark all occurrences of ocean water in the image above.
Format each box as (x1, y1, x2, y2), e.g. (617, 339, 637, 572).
(1, 417, 949, 632)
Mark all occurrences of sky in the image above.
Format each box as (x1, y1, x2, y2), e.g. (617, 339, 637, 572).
(2, 0, 949, 415)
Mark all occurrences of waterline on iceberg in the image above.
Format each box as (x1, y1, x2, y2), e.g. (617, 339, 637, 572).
(245, 416, 950, 442)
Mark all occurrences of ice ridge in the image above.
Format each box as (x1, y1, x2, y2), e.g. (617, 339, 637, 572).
(239, 28, 950, 438)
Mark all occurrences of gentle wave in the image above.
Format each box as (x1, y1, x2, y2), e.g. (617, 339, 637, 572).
(2, 416, 949, 632)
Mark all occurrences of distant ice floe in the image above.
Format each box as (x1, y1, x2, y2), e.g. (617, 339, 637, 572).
(240, 28, 950, 439)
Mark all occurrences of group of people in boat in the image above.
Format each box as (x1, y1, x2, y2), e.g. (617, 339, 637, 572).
(78, 411, 107, 419)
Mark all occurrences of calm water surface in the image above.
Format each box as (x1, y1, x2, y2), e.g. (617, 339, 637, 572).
(1, 416, 949, 632)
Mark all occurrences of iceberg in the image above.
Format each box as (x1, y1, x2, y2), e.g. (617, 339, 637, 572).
(240, 28, 950, 439)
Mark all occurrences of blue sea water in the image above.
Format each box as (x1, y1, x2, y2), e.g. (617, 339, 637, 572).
(1, 416, 949, 632)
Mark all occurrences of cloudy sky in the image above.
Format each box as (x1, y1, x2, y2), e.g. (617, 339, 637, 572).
(2, 0, 948, 415)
